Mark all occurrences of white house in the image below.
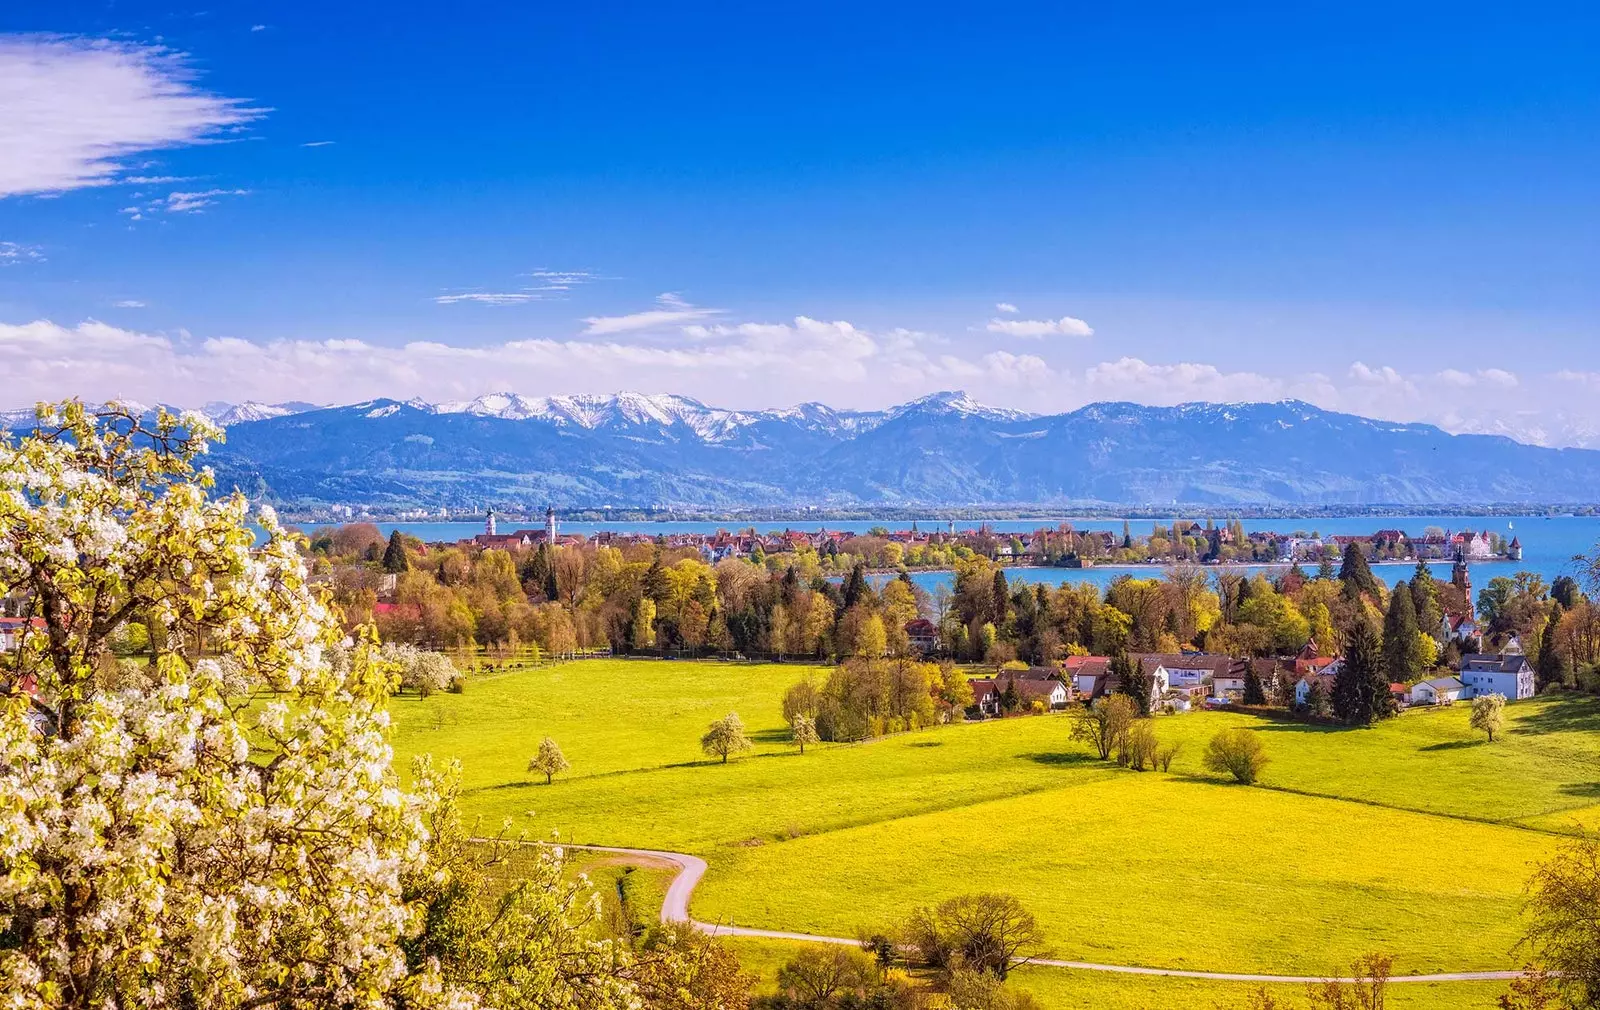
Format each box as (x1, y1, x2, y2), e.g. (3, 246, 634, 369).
(0, 617, 43, 652)
(1213, 670, 1248, 697)
(1410, 676, 1467, 706)
(1459, 654, 1536, 701)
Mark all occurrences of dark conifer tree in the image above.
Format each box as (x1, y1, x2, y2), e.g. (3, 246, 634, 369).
(1382, 580, 1421, 682)
(1339, 545, 1380, 599)
(643, 550, 671, 602)
(1113, 651, 1151, 715)
(1243, 666, 1267, 705)
(1536, 605, 1568, 690)
(1317, 555, 1337, 581)
(842, 562, 869, 610)
(1410, 563, 1442, 640)
(1552, 576, 1584, 610)
(991, 569, 1010, 626)
(1333, 613, 1383, 725)
(381, 529, 409, 573)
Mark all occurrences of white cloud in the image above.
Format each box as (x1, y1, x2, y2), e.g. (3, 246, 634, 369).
(1348, 361, 1415, 391)
(300, 140, 335, 147)
(995, 302, 1019, 314)
(1083, 357, 1285, 403)
(581, 293, 719, 335)
(0, 241, 43, 265)
(0, 35, 261, 198)
(1437, 367, 1519, 388)
(250, 25, 266, 32)
(985, 315, 1094, 338)
(2, 315, 1586, 446)
(112, 299, 146, 308)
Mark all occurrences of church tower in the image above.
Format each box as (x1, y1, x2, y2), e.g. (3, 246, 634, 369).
(545, 504, 558, 544)
(1452, 546, 1472, 615)
(485, 508, 496, 537)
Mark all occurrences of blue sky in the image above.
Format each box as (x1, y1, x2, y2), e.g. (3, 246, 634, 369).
(2, 2, 1598, 443)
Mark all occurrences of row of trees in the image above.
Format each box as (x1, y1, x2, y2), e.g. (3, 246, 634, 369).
(310, 515, 1600, 698)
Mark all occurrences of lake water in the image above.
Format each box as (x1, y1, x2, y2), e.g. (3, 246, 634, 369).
(347, 514, 1600, 596)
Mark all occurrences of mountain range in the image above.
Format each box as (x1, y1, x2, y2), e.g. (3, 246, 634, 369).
(32, 390, 1578, 509)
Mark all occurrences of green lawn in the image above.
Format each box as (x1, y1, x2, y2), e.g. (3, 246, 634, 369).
(392, 659, 1600, 1008)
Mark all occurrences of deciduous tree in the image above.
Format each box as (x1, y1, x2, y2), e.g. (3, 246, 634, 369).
(528, 735, 571, 783)
(1471, 693, 1507, 743)
(701, 712, 753, 763)
(1070, 694, 1135, 760)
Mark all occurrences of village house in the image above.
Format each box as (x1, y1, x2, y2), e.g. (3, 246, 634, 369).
(1410, 676, 1468, 706)
(1293, 672, 1338, 708)
(0, 616, 44, 652)
(1006, 667, 1072, 709)
(1064, 656, 1114, 700)
(904, 619, 939, 655)
(970, 678, 1001, 716)
(1136, 653, 1244, 698)
(1458, 654, 1536, 701)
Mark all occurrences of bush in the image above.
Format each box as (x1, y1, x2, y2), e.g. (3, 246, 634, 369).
(1203, 728, 1269, 784)
(1118, 721, 1159, 771)
(1156, 742, 1180, 772)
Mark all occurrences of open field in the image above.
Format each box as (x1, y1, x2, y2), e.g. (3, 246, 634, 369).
(391, 658, 1600, 1007)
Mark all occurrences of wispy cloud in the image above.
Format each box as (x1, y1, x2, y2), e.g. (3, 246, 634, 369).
(0, 35, 262, 198)
(250, 24, 266, 32)
(995, 302, 1019, 314)
(433, 269, 605, 306)
(581, 293, 719, 335)
(0, 241, 43, 265)
(123, 174, 195, 184)
(112, 299, 146, 308)
(300, 140, 335, 147)
(985, 315, 1093, 338)
(165, 188, 248, 212)
(433, 292, 540, 306)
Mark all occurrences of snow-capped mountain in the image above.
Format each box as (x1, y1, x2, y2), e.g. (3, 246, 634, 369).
(205, 401, 320, 426)
(198, 392, 1600, 508)
(429, 390, 888, 442)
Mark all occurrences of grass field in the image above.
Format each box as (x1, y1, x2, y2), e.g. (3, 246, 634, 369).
(391, 658, 1600, 1008)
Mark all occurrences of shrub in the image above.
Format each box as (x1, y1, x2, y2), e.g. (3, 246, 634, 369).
(1119, 721, 1159, 771)
(1156, 742, 1181, 772)
(1203, 728, 1269, 784)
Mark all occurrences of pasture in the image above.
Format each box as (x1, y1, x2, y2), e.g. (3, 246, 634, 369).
(390, 658, 1600, 1007)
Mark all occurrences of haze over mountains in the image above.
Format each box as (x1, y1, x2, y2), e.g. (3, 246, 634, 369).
(60, 391, 1588, 509)
(9, 391, 1600, 508)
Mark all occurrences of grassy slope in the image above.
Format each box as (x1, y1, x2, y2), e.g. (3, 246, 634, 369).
(393, 659, 1600, 1007)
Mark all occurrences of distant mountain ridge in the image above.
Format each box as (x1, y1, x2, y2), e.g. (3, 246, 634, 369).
(7, 391, 1600, 507)
(154, 391, 1600, 509)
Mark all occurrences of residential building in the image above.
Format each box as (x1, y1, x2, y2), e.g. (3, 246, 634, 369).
(1410, 676, 1468, 706)
(1459, 654, 1536, 701)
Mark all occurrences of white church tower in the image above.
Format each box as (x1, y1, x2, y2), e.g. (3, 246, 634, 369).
(545, 504, 558, 544)
(485, 508, 496, 536)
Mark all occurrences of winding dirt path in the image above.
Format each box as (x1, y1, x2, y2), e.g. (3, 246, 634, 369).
(559, 843, 1523, 984)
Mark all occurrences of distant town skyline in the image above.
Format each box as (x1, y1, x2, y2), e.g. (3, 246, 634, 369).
(2, 4, 1598, 445)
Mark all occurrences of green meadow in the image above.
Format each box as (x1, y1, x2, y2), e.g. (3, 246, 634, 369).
(391, 658, 1600, 1008)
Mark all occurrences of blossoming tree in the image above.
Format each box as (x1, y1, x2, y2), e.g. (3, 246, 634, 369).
(0, 402, 639, 1010)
